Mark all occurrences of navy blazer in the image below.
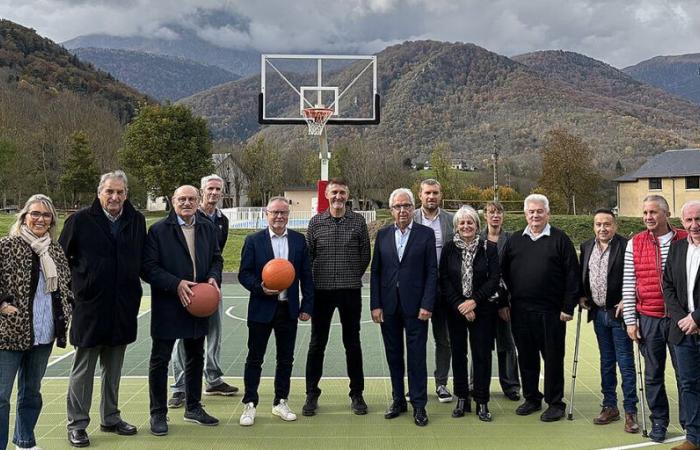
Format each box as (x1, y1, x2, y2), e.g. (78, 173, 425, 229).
(663, 239, 700, 345)
(142, 211, 223, 340)
(370, 222, 438, 316)
(579, 234, 626, 323)
(238, 228, 314, 324)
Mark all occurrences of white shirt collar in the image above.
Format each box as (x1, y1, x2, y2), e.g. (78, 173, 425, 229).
(177, 215, 196, 227)
(269, 227, 288, 238)
(523, 223, 551, 241)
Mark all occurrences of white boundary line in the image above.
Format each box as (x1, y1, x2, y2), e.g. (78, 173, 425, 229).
(47, 309, 151, 368)
(224, 305, 374, 326)
(597, 436, 685, 450)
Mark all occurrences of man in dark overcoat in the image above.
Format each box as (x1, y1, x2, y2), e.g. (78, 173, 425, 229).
(60, 170, 145, 447)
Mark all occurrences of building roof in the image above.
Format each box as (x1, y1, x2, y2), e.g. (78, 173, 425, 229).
(616, 148, 700, 181)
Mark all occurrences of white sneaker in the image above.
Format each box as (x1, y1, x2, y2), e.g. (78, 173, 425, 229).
(16, 446, 42, 450)
(239, 402, 256, 426)
(272, 399, 297, 421)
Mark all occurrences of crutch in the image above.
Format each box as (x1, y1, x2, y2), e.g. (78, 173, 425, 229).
(635, 340, 649, 437)
(567, 304, 583, 420)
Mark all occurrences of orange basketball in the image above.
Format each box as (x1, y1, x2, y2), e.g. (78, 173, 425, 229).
(262, 258, 295, 291)
(187, 283, 220, 318)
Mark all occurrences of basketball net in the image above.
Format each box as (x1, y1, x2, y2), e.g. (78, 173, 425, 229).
(302, 107, 334, 136)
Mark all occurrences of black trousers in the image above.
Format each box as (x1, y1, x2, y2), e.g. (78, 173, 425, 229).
(305, 289, 364, 397)
(149, 336, 205, 416)
(447, 308, 497, 403)
(243, 302, 298, 406)
(511, 309, 566, 409)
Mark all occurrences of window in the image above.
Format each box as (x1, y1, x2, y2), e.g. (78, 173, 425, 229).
(686, 176, 700, 190)
(648, 178, 662, 190)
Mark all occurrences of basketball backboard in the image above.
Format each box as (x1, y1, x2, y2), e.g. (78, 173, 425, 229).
(258, 54, 380, 125)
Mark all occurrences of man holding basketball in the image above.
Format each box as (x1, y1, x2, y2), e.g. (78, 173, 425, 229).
(142, 185, 223, 436)
(303, 177, 371, 416)
(238, 196, 314, 426)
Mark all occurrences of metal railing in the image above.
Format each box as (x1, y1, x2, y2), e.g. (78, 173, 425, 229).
(221, 208, 376, 230)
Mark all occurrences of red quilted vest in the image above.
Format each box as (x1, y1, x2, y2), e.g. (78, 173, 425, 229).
(632, 228, 688, 317)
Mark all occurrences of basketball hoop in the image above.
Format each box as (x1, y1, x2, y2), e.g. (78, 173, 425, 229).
(302, 107, 334, 136)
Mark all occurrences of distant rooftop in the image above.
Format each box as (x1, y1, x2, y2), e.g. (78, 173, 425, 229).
(616, 148, 700, 181)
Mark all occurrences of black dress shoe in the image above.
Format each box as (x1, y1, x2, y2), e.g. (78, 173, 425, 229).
(100, 420, 137, 435)
(413, 407, 429, 426)
(384, 400, 408, 419)
(452, 397, 471, 418)
(351, 395, 368, 415)
(505, 391, 521, 401)
(477, 403, 493, 422)
(515, 400, 542, 416)
(302, 392, 320, 417)
(68, 429, 90, 447)
(540, 405, 565, 422)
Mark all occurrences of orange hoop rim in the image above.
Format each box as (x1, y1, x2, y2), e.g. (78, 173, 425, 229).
(302, 107, 334, 122)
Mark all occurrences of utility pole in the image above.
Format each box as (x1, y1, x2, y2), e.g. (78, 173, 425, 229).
(492, 134, 499, 202)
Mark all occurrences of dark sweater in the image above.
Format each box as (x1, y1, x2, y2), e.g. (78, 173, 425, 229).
(501, 226, 581, 315)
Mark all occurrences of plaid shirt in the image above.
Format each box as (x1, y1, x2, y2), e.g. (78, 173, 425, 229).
(306, 209, 371, 290)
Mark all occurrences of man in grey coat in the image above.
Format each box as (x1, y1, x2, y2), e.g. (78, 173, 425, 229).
(413, 178, 454, 403)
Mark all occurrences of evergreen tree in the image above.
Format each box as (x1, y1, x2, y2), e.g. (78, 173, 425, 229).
(60, 131, 99, 207)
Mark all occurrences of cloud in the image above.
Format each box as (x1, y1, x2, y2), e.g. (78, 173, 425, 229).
(1, 0, 700, 67)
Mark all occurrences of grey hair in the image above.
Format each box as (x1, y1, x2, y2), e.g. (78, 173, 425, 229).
(524, 194, 550, 213)
(266, 196, 289, 208)
(419, 178, 441, 191)
(453, 205, 481, 233)
(201, 174, 224, 189)
(97, 170, 128, 194)
(681, 200, 700, 218)
(11, 194, 59, 240)
(389, 188, 415, 207)
(643, 194, 670, 213)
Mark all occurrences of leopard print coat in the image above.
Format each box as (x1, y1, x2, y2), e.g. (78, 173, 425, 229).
(0, 235, 73, 351)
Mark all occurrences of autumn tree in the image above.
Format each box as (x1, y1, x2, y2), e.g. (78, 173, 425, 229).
(239, 137, 283, 206)
(538, 128, 602, 214)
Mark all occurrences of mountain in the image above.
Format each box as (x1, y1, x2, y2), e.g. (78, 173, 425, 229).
(623, 54, 700, 106)
(71, 47, 239, 101)
(62, 27, 259, 77)
(0, 19, 149, 122)
(180, 41, 700, 178)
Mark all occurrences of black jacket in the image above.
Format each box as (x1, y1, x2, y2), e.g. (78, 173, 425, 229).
(59, 198, 146, 347)
(579, 234, 626, 323)
(439, 238, 502, 313)
(663, 239, 700, 345)
(142, 210, 223, 340)
(197, 208, 229, 251)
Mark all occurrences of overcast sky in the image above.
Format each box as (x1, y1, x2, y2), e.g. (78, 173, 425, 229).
(2, 0, 700, 68)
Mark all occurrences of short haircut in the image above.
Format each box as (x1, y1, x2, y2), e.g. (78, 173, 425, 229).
(593, 208, 616, 221)
(523, 194, 550, 213)
(266, 196, 289, 208)
(681, 200, 700, 218)
(97, 170, 128, 194)
(325, 177, 349, 194)
(11, 194, 59, 240)
(453, 205, 481, 233)
(419, 178, 441, 192)
(201, 174, 224, 189)
(484, 201, 504, 213)
(643, 194, 670, 213)
(389, 188, 415, 207)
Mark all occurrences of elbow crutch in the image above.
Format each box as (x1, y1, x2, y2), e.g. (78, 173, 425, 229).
(567, 305, 583, 420)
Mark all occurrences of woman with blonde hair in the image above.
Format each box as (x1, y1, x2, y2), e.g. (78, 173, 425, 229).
(0, 194, 73, 450)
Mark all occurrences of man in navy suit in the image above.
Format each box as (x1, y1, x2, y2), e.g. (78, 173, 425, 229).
(370, 188, 438, 426)
(237, 196, 314, 427)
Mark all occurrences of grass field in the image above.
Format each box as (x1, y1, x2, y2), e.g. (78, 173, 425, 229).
(7, 283, 686, 450)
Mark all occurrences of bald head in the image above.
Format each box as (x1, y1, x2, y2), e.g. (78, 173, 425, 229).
(173, 185, 199, 224)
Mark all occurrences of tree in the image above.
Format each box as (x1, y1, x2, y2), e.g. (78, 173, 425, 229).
(120, 104, 213, 207)
(239, 137, 283, 206)
(538, 128, 602, 214)
(60, 131, 99, 207)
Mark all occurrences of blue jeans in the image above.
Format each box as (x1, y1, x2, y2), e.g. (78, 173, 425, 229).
(593, 310, 638, 413)
(0, 344, 53, 449)
(674, 335, 700, 446)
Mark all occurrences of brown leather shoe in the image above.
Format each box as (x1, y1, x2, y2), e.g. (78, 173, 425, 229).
(624, 412, 640, 433)
(671, 440, 700, 450)
(593, 406, 620, 425)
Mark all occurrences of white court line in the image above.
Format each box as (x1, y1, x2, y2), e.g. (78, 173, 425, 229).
(597, 436, 685, 450)
(47, 309, 151, 368)
(224, 305, 374, 326)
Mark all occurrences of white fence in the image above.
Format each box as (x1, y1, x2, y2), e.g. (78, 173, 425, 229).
(221, 208, 376, 230)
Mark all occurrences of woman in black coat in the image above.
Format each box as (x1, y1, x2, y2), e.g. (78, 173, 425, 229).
(440, 205, 501, 421)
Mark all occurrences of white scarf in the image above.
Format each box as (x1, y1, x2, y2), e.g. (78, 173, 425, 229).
(19, 225, 58, 293)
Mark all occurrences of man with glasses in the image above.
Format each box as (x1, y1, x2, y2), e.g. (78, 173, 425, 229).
(142, 185, 223, 436)
(60, 170, 145, 447)
(303, 177, 371, 416)
(371, 188, 438, 426)
(238, 197, 314, 426)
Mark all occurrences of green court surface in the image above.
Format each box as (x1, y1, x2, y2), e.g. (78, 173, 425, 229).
(10, 283, 685, 449)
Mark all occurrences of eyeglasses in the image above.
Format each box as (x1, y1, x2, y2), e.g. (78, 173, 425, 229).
(267, 210, 290, 216)
(391, 204, 413, 211)
(28, 211, 53, 220)
(175, 196, 198, 205)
